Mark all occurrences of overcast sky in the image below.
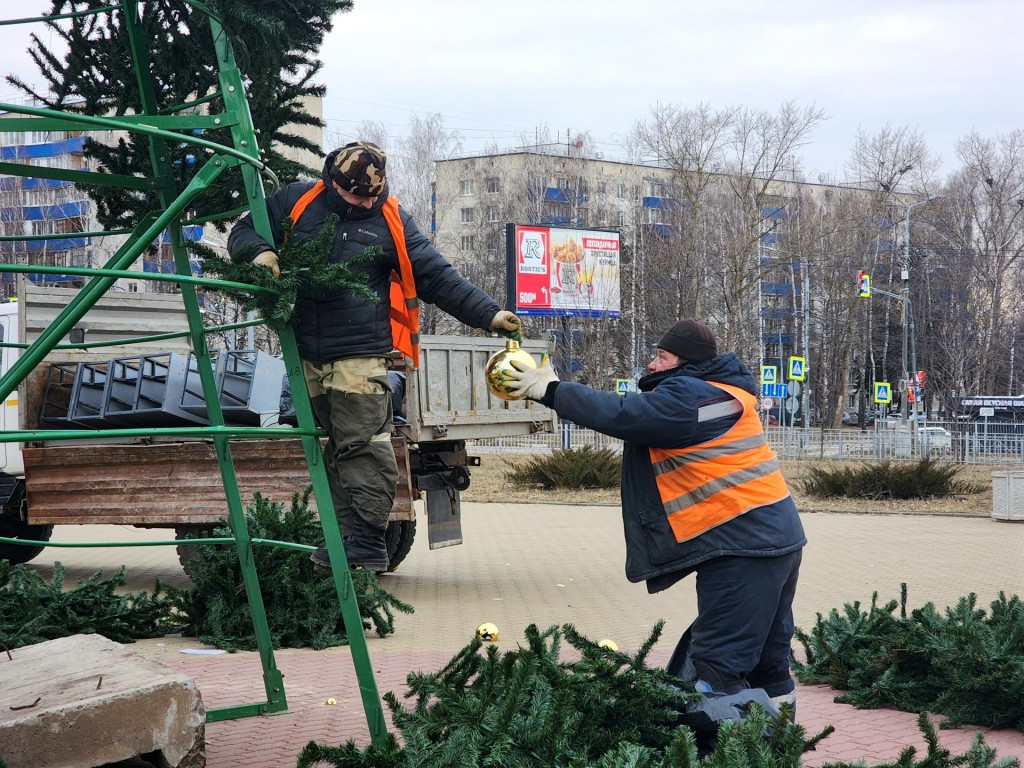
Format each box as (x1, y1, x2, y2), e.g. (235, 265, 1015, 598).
(2, 0, 1021, 181)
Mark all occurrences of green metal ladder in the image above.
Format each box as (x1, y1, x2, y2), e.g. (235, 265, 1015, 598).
(0, 2, 386, 741)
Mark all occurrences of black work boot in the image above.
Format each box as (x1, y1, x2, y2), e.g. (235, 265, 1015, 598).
(310, 520, 389, 572)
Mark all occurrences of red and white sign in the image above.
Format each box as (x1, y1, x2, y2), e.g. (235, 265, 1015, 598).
(760, 397, 774, 411)
(509, 225, 620, 317)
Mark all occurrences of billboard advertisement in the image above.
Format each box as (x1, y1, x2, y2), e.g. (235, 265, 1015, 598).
(505, 224, 621, 318)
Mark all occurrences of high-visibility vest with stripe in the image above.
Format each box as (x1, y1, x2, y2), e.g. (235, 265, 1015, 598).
(287, 180, 421, 368)
(649, 381, 790, 543)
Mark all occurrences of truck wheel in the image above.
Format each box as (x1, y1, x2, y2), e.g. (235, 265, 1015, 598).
(0, 521, 54, 565)
(175, 525, 221, 571)
(384, 520, 416, 573)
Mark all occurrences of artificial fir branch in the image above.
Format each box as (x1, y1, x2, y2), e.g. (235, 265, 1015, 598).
(200, 214, 379, 333)
(167, 489, 411, 651)
(297, 623, 841, 768)
(793, 584, 1024, 731)
(0, 560, 182, 649)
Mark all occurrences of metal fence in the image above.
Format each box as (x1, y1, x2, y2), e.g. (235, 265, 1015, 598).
(473, 422, 1024, 466)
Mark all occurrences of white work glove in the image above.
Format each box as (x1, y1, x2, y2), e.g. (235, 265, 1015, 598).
(252, 250, 280, 278)
(488, 310, 522, 335)
(506, 358, 559, 402)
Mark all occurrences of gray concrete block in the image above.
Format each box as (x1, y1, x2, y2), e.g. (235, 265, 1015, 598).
(0, 634, 205, 768)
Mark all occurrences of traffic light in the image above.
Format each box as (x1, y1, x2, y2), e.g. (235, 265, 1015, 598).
(857, 271, 871, 298)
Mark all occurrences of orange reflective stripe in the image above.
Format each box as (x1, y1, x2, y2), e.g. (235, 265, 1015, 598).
(381, 196, 420, 368)
(288, 180, 326, 224)
(667, 471, 791, 543)
(650, 381, 790, 543)
(287, 183, 421, 368)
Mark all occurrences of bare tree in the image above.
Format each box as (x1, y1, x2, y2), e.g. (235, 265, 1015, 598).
(937, 130, 1024, 395)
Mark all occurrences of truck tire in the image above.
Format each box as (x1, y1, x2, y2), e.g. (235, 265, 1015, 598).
(0, 521, 54, 565)
(384, 519, 416, 573)
(175, 525, 221, 571)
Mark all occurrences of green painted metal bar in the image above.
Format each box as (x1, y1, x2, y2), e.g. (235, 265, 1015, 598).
(0, 102, 270, 174)
(0, 161, 152, 190)
(0, 114, 234, 131)
(0, 6, 124, 26)
(1, 2, 387, 737)
(0, 228, 134, 241)
(0, 157, 228, 402)
(1, 426, 317, 441)
(208, 12, 388, 743)
(0, 536, 315, 553)
(0, 263, 279, 296)
(123, 0, 287, 716)
(158, 90, 221, 115)
(0, 319, 264, 352)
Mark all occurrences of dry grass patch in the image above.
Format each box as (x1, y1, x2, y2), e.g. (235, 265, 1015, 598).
(464, 452, 1002, 516)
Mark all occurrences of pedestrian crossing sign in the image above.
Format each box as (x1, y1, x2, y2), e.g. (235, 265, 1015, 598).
(615, 378, 630, 396)
(761, 365, 777, 384)
(788, 356, 806, 381)
(874, 382, 892, 404)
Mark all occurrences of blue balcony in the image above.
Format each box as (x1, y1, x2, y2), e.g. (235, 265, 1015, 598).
(26, 237, 88, 251)
(0, 135, 87, 160)
(643, 196, 678, 211)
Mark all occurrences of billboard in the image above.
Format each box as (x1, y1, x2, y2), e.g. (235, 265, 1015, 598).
(505, 224, 620, 318)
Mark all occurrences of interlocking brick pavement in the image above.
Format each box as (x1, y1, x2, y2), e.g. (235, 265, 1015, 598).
(24, 504, 1024, 767)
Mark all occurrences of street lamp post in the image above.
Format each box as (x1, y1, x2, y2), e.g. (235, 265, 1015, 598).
(901, 195, 940, 428)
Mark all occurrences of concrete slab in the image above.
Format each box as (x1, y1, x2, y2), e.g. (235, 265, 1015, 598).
(0, 634, 205, 768)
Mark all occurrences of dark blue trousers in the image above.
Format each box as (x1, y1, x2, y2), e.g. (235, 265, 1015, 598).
(669, 550, 802, 697)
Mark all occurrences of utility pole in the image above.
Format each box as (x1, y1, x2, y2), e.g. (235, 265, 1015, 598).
(901, 196, 940, 431)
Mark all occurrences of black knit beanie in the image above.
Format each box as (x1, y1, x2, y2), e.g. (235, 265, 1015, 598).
(657, 319, 718, 362)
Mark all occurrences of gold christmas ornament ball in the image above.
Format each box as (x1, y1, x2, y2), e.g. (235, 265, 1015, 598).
(598, 639, 618, 651)
(476, 622, 500, 642)
(485, 339, 536, 400)
(325, 697, 337, 705)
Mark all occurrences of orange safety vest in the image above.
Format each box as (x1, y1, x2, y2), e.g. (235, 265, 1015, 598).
(649, 381, 790, 543)
(287, 180, 421, 368)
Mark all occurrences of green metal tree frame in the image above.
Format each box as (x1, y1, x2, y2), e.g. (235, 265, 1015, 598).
(0, 2, 387, 742)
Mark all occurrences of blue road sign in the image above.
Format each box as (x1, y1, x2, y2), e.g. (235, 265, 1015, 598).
(760, 383, 788, 399)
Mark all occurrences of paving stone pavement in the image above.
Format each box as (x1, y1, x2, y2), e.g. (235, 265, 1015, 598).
(22, 504, 1024, 767)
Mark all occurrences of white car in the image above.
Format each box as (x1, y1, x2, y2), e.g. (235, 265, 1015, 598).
(918, 427, 952, 452)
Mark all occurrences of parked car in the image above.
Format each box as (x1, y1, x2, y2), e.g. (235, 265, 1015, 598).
(841, 409, 876, 427)
(918, 426, 952, 453)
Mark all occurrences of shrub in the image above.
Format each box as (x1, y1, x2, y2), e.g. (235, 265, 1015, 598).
(506, 446, 622, 490)
(800, 458, 984, 500)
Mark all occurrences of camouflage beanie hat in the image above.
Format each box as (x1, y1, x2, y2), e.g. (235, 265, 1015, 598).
(330, 141, 387, 197)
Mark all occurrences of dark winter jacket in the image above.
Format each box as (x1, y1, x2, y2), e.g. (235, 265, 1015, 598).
(227, 149, 499, 363)
(549, 352, 806, 587)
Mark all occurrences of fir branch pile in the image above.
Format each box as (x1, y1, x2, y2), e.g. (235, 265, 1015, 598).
(793, 583, 1024, 731)
(168, 490, 412, 651)
(200, 215, 379, 332)
(0, 560, 182, 649)
(297, 622, 835, 768)
(1, 491, 411, 653)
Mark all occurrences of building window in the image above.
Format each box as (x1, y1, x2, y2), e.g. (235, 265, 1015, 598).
(597, 209, 608, 226)
(486, 206, 500, 223)
(460, 180, 474, 196)
(485, 177, 499, 194)
(460, 207, 474, 224)
(597, 182, 606, 195)
(618, 211, 626, 226)
(616, 183, 626, 199)
(461, 235, 475, 251)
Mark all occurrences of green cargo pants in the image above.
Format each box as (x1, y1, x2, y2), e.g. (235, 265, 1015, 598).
(302, 356, 398, 535)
